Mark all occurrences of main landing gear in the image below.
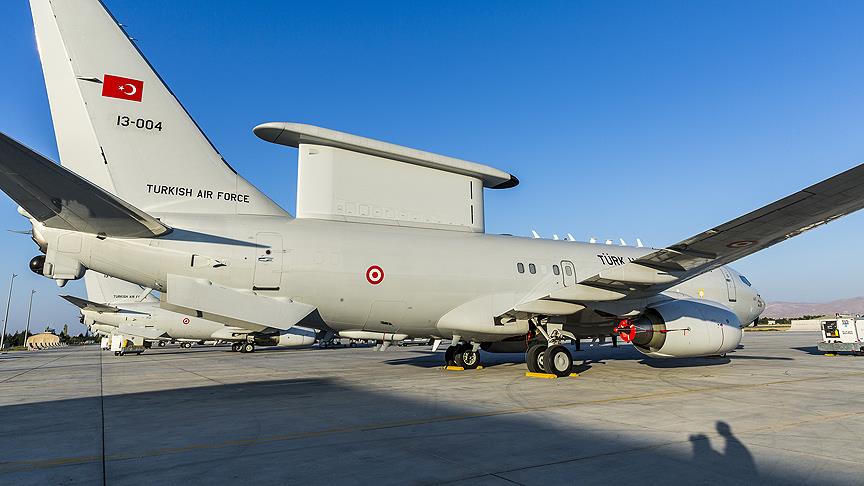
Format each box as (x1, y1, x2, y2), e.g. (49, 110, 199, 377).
(444, 340, 481, 369)
(232, 342, 256, 353)
(525, 321, 575, 377)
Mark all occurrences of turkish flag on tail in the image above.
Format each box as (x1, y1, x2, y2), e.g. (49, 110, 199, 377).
(102, 74, 144, 102)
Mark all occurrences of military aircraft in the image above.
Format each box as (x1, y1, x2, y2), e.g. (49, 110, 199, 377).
(64, 271, 317, 353)
(1, 0, 862, 376)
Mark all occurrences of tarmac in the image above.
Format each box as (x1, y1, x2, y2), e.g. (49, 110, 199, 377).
(1, 331, 863, 485)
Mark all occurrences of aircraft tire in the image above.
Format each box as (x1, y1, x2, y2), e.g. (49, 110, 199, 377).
(525, 344, 547, 373)
(544, 345, 572, 377)
(242, 343, 255, 353)
(114, 351, 121, 356)
(444, 345, 459, 366)
(454, 349, 480, 369)
(231, 343, 240, 352)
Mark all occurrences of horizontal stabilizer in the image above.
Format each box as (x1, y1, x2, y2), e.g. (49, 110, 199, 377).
(61, 295, 119, 313)
(0, 132, 170, 238)
(117, 323, 165, 341)
(164, 274, 316, 332)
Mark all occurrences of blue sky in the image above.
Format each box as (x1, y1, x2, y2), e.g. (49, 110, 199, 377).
(1, 0, 863, 334)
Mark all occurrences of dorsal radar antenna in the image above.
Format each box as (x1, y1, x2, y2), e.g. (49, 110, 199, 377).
(531, 230, 541, 239)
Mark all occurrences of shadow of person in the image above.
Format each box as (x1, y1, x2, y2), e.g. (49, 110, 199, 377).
(717, 421, 758, 477)
(689, 433, 723, 465)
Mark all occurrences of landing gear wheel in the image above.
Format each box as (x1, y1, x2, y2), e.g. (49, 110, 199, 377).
(241, 342, 255, 353)
(158, 341, 166, 347)
(444, 345, 459, 366)
(231, 343, 240, 352)
(114, 351, 121, 356)
(526, 344, 547, 373)
(544, 345, 572, 377)
(454, 348, 481, 369)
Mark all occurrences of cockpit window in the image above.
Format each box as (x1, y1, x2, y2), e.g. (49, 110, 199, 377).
(739, 275, 752, 287)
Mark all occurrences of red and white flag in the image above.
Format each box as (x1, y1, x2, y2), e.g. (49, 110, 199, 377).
(102, 74, 144, 102)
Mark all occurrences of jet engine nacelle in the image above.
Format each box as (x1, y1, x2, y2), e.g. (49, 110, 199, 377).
(255, 328, 316, 347)
(630, 299, 742, 358)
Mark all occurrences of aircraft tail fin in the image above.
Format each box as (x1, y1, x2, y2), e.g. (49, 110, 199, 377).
(29, 0, 287, 217)
(84, 271, 157, 305)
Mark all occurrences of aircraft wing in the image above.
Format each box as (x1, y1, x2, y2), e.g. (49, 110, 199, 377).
(579, 162, 864, 296)
(61, 294, 120, 313)
(0, 132, 170, 238)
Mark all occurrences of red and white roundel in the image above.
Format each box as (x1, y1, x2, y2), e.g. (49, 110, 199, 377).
(365, 265, 384, 285)
(182, 317, 190, 325)
(727, 240, 757, 249)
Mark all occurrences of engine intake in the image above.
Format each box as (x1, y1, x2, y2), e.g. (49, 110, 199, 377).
(630, 299, 742, 358)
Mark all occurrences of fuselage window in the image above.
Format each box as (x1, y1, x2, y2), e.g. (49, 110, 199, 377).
(564, 266, 573, 277)
(529, 263, 536, 274)
(553, 265, 560, 275)
(739, 275, 752, 287)
(517, 263, 525, 274)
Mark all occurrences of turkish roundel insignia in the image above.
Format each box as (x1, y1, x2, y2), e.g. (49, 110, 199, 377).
(102, 74, 144, 102)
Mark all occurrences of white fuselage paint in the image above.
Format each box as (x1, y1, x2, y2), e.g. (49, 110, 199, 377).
(62, 214, 764, 342)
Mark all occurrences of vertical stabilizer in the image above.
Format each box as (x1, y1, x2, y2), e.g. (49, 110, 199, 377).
(30, 0, 287, 216)
(84, 271, 157, 305)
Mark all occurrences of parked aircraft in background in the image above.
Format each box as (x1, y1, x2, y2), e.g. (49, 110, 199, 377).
(2, 0, 863, 376)
(64, 271, 316, 353)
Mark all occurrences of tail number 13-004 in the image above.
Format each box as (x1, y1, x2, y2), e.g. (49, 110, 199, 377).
(116, 115, 163, 131)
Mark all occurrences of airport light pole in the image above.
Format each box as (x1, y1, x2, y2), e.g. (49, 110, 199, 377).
(23, 289, 35, 348)
(0, 273, 18, 352)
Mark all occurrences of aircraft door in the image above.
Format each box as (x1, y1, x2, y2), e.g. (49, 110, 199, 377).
(253, 232, 283, 291)
(560, 260, 577, 286)
(719, 267, 737, 302)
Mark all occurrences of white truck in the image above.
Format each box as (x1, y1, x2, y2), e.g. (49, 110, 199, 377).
(110, 334, 146, 356)
(818, 315, 864, 356)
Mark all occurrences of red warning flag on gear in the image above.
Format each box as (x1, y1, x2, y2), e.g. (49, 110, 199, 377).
(102, 74, 144, 102)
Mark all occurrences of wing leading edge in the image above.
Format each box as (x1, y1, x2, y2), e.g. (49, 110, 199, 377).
(581, 162, 864, 295)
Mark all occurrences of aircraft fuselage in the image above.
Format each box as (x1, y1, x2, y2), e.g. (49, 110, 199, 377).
(57, 214, 763, 342)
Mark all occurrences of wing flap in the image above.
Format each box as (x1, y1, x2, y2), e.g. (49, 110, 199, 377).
(0, 132, 170, 238)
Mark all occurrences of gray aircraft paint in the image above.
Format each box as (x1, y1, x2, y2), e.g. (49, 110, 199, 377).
(18, 0, 864, 362)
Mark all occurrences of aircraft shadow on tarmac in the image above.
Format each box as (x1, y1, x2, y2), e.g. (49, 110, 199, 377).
(0, 373, 803, 485)
(382, 344, 791, 371)
(791, 346, 823, 356)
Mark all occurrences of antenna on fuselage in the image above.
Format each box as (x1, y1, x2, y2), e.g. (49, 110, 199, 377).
(531, 230, 541, 239)
(566, 233, 576, 242)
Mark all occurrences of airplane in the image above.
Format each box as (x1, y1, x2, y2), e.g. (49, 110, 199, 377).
(63, 271, 317, 353)
(1, 0, 862, 377)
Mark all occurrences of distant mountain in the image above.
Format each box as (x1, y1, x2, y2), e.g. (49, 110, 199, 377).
(762, 296, 864, 319)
